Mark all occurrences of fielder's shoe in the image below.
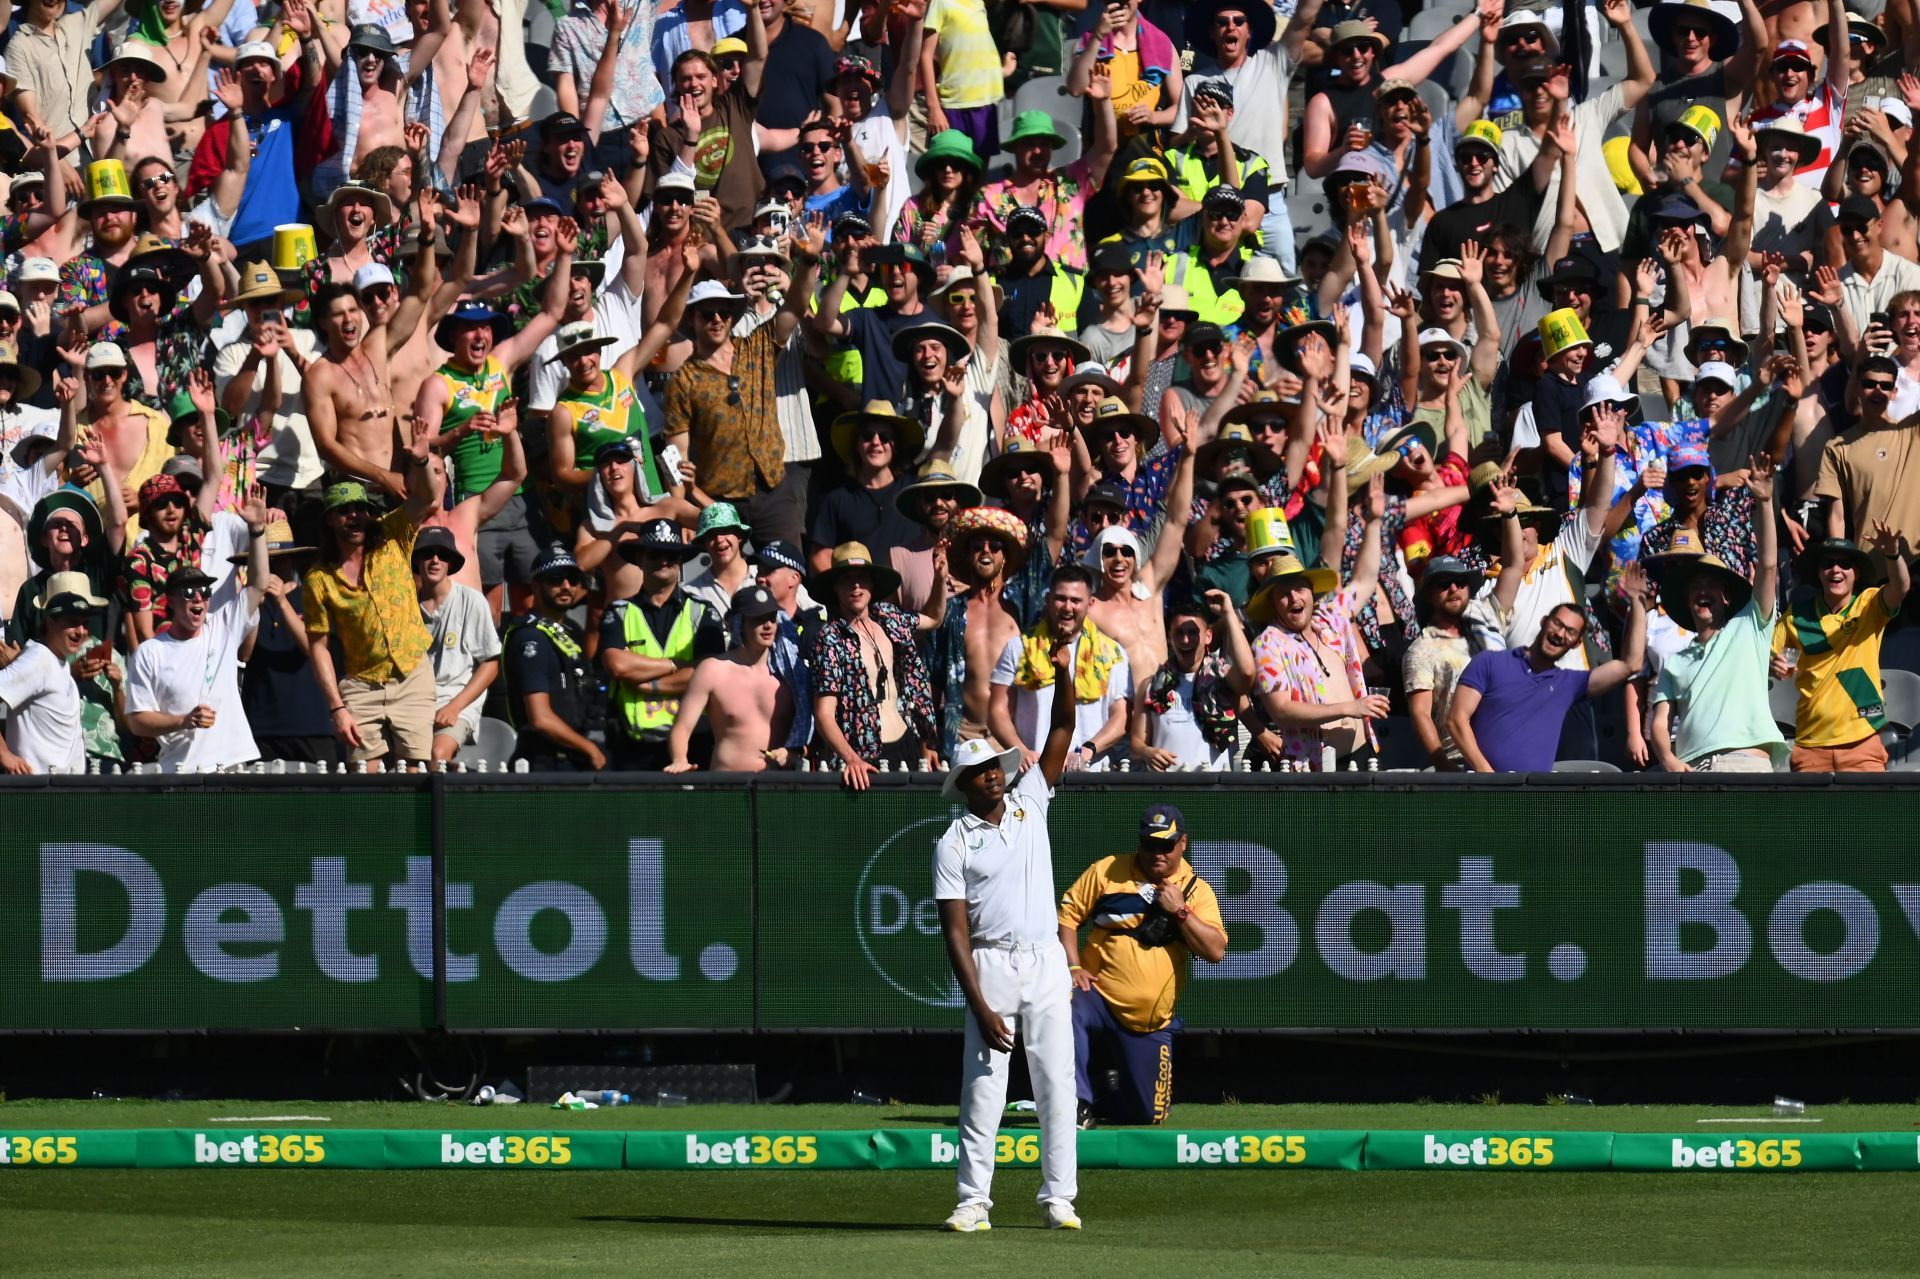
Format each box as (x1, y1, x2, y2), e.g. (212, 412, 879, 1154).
(944, 1203, 992, 1232)
(1076, 1100, 1098, 1130)
(1044, 1201, 1082, 1230)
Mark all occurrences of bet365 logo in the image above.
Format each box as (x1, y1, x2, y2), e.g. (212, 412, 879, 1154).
(855, 818, 966, 1008)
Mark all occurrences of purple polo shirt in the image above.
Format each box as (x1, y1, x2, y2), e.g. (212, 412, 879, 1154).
(1458, 646, 1592, 773)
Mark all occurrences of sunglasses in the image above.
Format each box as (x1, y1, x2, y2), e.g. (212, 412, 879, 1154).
(1220, 492, 1257, 509)
(944, 290, 977, 306)
(967, 535, 1006, 554)
(86, 368, 124, 380)
(1695, 337, 1732, 350)
(543, 571, 587, 588)
(1030, 348, 1071, 365)
(1861, 378, 1896, 392)
(1189, 341, 1223, 357)
(857, 426, 894, 443)
(417, 548, 456, 564)
(174, 585, 212, 602)
(1420, 347, 1459, 362)
(799, 140, 837, 154)
(1213, 11, 1247, 26)
(1101, 544, 1137, 559)
(141, 173, 174, 191)
(657, 190, 694, 206)
(726, 373, 741, 406)
(147, 494, 188, 511)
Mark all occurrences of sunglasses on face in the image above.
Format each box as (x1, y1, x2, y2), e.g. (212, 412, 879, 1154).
(1670, 23, 1711, 39)
(1861, 378, 1896, 392)
(544, 572, 587, 588)
(417, 548, 455, 564)
(857, 426, 893, 443)
(657, 190, 694, 206)
(86, 368, 123, 380)
(799, 140, 837, 154)
(968, 535, 1006, 554)
(1088, 506, 1124, 525)
(1031, 349, 1070, 365)
(148, 494, 188, 511)
(1213, 12, 1247, 26)
(1420, 348, 1458, 362)
(944, 291, 977, 306)
(1695, 337, 1731, 350)
(1172, 624, 1203, 641)
(1499, 31, 1544, 48)
(1220, 492, 1256, 509)
(1189, 341, 1223, 357)
(174, 585, 212, 602)
(140, 173, 175, 191)
(1101, 544, 1137, 559)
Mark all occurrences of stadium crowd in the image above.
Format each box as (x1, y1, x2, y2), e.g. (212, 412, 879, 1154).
(0, 0, 1917, 777)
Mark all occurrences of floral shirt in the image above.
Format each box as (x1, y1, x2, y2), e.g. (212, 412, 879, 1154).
(1342, 493, 1415, 651)
(1067, 443, 1185, 560)
(1640, 486, 1757, 582)
(117, 307, 209, 413)
(58, 254, 121, 341)
(893, 196, 973, 267)
(298, 223, 406, 309)
(1141, 648, 1240, 752)
(302, 504, 431, 685)
(973, 157, 1097, 274)
(1252, 586, 1376, 766)
(1003, 512, 1058, 627)
(806, 602, 936, 760)
(120, 509, 212, 623)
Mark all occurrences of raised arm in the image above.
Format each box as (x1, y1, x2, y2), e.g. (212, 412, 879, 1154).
(1384, 6, 1485, 84)
(1036, 640, 1079, 786)
(1747, 452, 1779, 615)
(741, 0, 770, 100)
(1602, 0, 1656, 111)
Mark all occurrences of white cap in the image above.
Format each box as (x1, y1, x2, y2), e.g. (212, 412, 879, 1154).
(1693, 360, 1738, 388)
(235, 41, 279, 66)
(1881, 97, 1914, 129)
(1349, 351, 1378, 381)
(1415, 327, 1469, 362)
(0, 290, 20, 314)
(352, 263, 396, 293)
(14, 257, 58, 284)
(656, 171, 696, 195)
(687, 280, 745, 307)
(85, 342, 128, 370)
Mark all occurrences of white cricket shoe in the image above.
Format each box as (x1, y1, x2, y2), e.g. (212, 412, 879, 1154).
(1044, 1202, 1082, 1230)
(944, 1203, 992, 1232)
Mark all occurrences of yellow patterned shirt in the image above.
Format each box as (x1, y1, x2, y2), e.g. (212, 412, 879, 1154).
(301, 505, 431, 685)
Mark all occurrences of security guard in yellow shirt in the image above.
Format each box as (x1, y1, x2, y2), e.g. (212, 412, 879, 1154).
(1058, 803, 1226, 1126)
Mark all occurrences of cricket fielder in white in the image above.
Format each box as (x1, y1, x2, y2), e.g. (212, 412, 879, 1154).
(934, 638, 1080, 1232)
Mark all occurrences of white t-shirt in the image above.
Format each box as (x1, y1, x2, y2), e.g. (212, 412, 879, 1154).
(124, 571, 260, 770)
(1498, 84, 1629, 254)
(852, 106, 911, 240)
(931, 765, 1059, 946)
(528, 277, 647, 412)
(990, 631, 1131, 767)
(1838, 250, 1920, 333)
(1146, 670, 1234, 771)
(0, 640, 84, 773)
(1184, 42, 1296, 186)
(421, 582, 502, 708)
(212, 329, 327, 492)
(1502, 512, 1604, 672)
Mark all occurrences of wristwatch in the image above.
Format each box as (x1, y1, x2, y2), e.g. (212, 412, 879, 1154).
(1079, 741, 1097, 756)
(1174, 905, 1193, 921)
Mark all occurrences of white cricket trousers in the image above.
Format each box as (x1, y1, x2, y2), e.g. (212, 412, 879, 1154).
(955, 941, 1078, 1210)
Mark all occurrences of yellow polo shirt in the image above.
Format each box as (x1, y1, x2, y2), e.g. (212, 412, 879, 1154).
(1058, 854, 1225, 1034)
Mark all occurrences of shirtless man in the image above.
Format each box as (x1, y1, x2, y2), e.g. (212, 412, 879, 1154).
(406, 0, 497, 154)
(419, 419, 527, 593)
(573, 437, 698, 644)
(664, 584, 795, 772)
(952, 507, 1025, 744)
(357, 188, 500, 419)
(1084, 448, 1193, 691)
(305, 277, 421, 495)
(86, 46, 207, 173)
(643, 174, 712, 330)
(345, 25, 410, 165)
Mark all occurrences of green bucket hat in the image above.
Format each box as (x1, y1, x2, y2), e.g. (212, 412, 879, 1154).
(695, 500, 751, 542)
(1005, 109, 1067, 150)
(915, 129, 984, 181)
(166, 389, 234, 447)
(324, 480, 377, 510)
(27, 486, 104, 555)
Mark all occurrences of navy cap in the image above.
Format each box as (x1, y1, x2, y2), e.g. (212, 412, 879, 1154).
(1084, 478, 1131, 511)
(593, 437, 638, 467)
(756, 539, 806, 575)
(766, 163, 806, 191)
(531, 544, 581, 579)
(1838, 194, 1882, 223)
(541, 109, 589, 137)
(520, 195, 570, 218)
(731, 583, 781, 619)
(1139, 802, 1186, 842)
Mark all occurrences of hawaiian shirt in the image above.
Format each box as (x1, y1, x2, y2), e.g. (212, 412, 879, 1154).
(301, 505, 431, 685)
(298, 222, 406, 308)
(1068, 442, 1185, 560)
(58, 253, 120, 340)
(120, 508, 211, 622)
(1003, 512, 1058, 628)
(1641, 486, 1757, 583)
(117, 307, 209, 412)
(1252, 586, 1377, 765)
(1342, 493, 1415, 650)
(805, 601, 936, 760)
(973, 157, 1097, 274)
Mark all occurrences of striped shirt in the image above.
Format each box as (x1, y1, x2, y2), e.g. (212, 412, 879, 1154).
(1748, 81, 1847, 190)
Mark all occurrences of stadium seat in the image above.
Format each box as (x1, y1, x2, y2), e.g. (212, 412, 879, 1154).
(1768, 678, 1798, 737)
(1552, 759, 1621, 772)
(463, 717, 519, 769)
(1012, 76, 1083, 170)
(1638, 388, 1670, 423)
(1406, 8, 1462, 41)
(1286, 183, 1330, 240)
(1878, 668, 1920, 762)
(1879, 623, 1920, 674)
(1413, 80, 1450, 139)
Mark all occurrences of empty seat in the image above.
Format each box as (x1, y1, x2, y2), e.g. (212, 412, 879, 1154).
(1769, 678, 1798, 736)
(462, 717, 519, 769)
(1552, 759, 1621, 773)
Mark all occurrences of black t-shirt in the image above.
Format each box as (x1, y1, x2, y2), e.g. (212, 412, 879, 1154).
(1420, 182, 1546, 268)
(242, 582, 332, 738)
(808, 475, 923, 563)
(1619, 178, 1734, 268)
(755, 21, 836, 171)
(844, 305, 926, 403)
(1533, 368, 1596, 512)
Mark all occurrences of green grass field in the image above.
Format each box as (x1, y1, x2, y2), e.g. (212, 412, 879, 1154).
(4, 1101, 1918, 1277)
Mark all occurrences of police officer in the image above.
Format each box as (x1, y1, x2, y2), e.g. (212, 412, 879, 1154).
(1057, 802, 1227, 1127)
(502, 546, 604, 770)
(598, 518, 726, 770)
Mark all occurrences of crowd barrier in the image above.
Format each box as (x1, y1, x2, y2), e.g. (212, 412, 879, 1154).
(3, 1127, 1918, 1172)
(3, 773, 1917, 1034)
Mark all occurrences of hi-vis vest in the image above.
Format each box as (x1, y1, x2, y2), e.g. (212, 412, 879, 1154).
(1170, 244, 1252, 326)
(612, 595, 708, 737)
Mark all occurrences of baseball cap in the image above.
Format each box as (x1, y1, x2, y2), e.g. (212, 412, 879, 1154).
(352, 263, 396, 293)
(1838, 194, 1882, 222)
(14, 257, 58, 285)
(138, 473, 186, 510)
(593, 437, 638, 467)
(731, 583, 781, 620)
(1509, 55, 1556, 85)
(541, 109, 589, 137)
(1772, 38, 1815, 64)
(234, 40, 279, 67)
(1084, 478, 1131, 511)
(756, 539, 806, 576)
(85, 342, 128, 370)
(1457, 119, 1503, 155)
(1089, 243, 1133, 277)
(164, 565, 216, 595)
(1006, 205, 1049, 235)
(324, 479, 376, 509)
(656, 171, 697, 197)
(0, 290, 19, 315)
(1692, 360, 1738, 389)
(1138, 802, 1185, 843)
(1881, 97, 1914, 129)
(713, 36, 750, 57)
(1192, 77, 1234, 109)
